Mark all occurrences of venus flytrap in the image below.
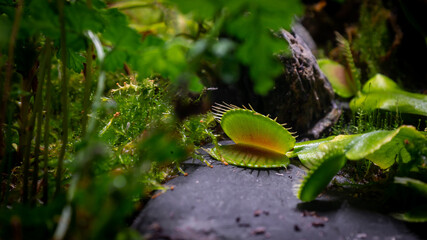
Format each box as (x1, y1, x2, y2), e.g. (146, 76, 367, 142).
(393, 177, 427, 222)
(293, 126, 425, 201)
(207, 103, 427, 208)
(319, 60, 427, 117)
(207, 103, 296, 168)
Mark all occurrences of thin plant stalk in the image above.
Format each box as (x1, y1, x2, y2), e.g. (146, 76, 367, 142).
(81, 0, 93, 136)
(42, 46, 53, 205)
(81, 44, 93, 136)
(53, 30, 105, 239)
(55, 0, 69, 197)
(22, 43, 50, 203)
(31, 44, 52, 205)
(85, 30, 106, 137)
(1, 103, 15, 204)
(20, 75, 33, 203)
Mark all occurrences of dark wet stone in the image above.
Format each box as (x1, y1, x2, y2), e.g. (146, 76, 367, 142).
(132, 147, 427, 240)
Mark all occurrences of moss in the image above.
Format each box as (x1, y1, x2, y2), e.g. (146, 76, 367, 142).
(353, 0, 393, 78)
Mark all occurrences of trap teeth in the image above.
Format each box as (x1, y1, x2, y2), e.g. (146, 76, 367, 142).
(248, 103, 255, 111)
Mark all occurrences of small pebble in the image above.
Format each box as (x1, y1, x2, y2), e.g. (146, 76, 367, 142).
(238, 223, 251, 228)
(356, 233, 367, 239)
(294, 224, 301, 232)
(302, 210, 316, 217)
(312, 222, 325, 228)
(252, 226, 266, 235)
(148, 222, 162, 232)
(254, 209, 262, 217)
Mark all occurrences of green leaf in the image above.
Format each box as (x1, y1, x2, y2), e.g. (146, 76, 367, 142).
(210, 144, 289, 168)
(172, 0, 218, 20)
(104, 50, 127, 72)
(65, 2, 104, 34)
(318, 59, 356, 98)
(229, 21, 283, 95)
(172, 0, 302, 94)
(220, 108, 295, 154)
(394, 177, 427, 198)
(289, 136, 336, 158)
(135, 38, 189, 80)
(350, 74, 427, 116)
(0, 14, 11, 51)
(293, 126, 425, 201)
(361, 74, 400, 92)
(297, 135, 357, 169)
(59, 49, 85, 73)
(25, 1, 59, 40)
(365, 140, 410, 168)
(346, 130, 392, 160)
(350, 91, 427, 116)
(391, 178, 427, 222)
(296, 146, 347, 202)
(345, 126, 425, 169)
(392, 205, 427, 223)
(188, 74, 204, 93)
(138, 131, 188, 163)
(102, 9, 141, 50)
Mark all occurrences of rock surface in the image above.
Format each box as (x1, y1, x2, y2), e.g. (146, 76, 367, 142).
(132, 144, 426, 240)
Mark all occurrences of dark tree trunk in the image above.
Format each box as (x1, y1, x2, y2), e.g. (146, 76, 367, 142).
(261, 29, 340, 139)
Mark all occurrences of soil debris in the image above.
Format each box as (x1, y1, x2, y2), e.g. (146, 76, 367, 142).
(311, 222, 325, 228)
(252, 227, 266, 235)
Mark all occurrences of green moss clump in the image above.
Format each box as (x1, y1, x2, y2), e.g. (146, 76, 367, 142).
(353, 0, 393, 77)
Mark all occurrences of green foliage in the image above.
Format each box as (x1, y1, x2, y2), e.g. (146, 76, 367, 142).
(350, 74, 427, 116)
(332, 107, 405, 136)
(99, 79, 172, 147)
(172, 0, 303, 95)
(392, 205, 427, 223)
(318, 58, 356, 98)
(180, 112, 217, 147)
(320, 54, 427, 117)
(353, 0, 392, 77)
(0, 0, 247, 238)
(296, 145, 347, 202)
(0, 197, 66, 238)
(394, 177, 427, 198)
(393, 177, 427, 222)
(295, 135, 356, 169)
(336, 33, 361, 92)
(206, 104, 426, 206)
(292, 125, 426, 202)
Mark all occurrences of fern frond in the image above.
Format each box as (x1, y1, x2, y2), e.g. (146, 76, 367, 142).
(336, 32, 361, 91)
